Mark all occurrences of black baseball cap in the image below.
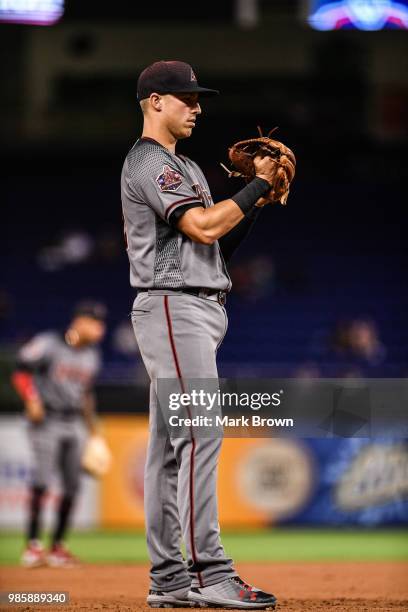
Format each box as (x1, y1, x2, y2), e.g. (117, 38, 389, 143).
(73, 300, 107, 322)
(137, 60, 219, 101)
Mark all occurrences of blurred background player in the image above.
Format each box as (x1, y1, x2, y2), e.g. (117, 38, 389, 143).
(11, 301, 106, 568)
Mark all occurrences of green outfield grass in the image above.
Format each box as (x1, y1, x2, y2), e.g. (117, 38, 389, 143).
(1, 529, 408, 565)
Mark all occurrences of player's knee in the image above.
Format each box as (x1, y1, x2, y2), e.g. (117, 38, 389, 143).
(31, 482, 48, 496)
(30, 485, 47, 509)
(60, 492, 75, 508)
(63, 479, 80, 498)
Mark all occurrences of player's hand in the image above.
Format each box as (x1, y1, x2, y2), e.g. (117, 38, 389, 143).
(87, 420, 101, 436)
(254, 154, 278, 187)
(25, 398, 45, 423)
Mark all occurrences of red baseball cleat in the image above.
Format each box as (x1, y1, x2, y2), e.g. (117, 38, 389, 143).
(188, 576, 277, 609)
(47, 543, 80, 568)
(21, 540, 46, 568)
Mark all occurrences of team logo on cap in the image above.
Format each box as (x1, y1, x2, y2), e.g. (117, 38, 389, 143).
(156, 165, 183, 192)
(191, 69, 197, 82)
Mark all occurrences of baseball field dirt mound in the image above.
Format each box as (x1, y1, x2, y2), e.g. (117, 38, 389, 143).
(0, 562, 407, 611)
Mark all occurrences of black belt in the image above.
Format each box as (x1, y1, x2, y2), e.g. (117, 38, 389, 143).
(137, 288, 227, 306)
(45, 406, 80, 420)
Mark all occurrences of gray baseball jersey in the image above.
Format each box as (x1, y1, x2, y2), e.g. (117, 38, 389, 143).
(17, 332, 100, 413)
(121, 137, 231, 291)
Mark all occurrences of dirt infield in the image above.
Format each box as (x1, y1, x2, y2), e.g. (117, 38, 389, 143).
(0, 562, 407, 612)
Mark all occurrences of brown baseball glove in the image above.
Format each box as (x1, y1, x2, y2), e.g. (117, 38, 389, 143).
(222, 127, 296, 205)
(81, 434, 112, 478)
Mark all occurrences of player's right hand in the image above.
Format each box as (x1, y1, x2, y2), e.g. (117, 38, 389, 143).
(25, 398, 45, 423)
(254, 154, 278, 186)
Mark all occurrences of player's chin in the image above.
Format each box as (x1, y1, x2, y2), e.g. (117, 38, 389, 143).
(178, 126, 194, 139)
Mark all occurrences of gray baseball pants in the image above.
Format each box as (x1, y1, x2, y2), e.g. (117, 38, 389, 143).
(28, 417, 85, 496)
(132, 290, 237, 590)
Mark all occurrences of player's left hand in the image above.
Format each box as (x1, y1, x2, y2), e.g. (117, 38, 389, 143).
(224, 128, 296, 206)
(25, 398, 45, 423)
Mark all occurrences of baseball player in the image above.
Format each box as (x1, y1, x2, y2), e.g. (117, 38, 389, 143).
(11, 301, 106, 568)
(121, 61, 279, 609)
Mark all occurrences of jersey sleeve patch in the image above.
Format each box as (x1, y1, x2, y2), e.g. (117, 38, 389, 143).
(156, 165, 183, 192)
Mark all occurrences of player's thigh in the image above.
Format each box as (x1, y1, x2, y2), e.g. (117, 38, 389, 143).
(132, 293, 226, 379)
(28, 420, 58, 488)
(166, 295, 226, 377)
(59, 431, 83, 494)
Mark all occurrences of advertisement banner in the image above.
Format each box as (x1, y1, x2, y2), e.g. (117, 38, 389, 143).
(282, 438, 408, 526)
(100, 416, 149, 527)
(100, 416, 408, 527)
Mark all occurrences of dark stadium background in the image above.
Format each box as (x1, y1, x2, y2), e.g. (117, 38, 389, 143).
(1, 0, 407, 412)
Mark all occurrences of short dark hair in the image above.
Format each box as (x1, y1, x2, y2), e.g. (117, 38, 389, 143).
(73, 300, 107, 322)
